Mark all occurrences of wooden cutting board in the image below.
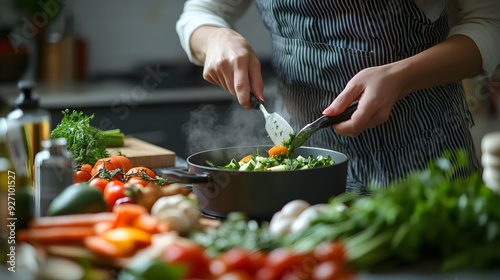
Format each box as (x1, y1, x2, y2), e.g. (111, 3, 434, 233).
(106, 137, 176, 168)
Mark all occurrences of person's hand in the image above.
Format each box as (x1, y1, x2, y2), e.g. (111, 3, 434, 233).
(202, 28, 264, 109)
(322, 64, 406, 137)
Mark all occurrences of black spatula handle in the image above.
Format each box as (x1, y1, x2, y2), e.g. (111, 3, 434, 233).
(250, 93, 262, 110)
(316, 101, 359, 129)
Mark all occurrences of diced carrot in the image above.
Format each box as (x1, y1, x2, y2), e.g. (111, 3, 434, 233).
(18, 227, 95, 244)
(239, 154, 253, 163)
(133, 214, 161, 234)
(268, 145, 289, 158)
(29, 212, 115, 229)
(111, 204, 148, 228)
(84, 235, 134, 258)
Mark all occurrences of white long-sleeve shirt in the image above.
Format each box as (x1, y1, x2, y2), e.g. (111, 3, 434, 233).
(176, 0, 500, 78)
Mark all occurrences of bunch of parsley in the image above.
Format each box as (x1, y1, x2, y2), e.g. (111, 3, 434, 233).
(50, 109, 110, 166)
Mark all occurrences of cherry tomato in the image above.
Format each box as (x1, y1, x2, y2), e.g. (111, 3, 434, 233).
(216, 271, 253, 280)
(162, 242, 211, 279)
(313, 242, 346, 263)
(92, 158, 122, 180)
(258, 248, 309, 280)
(89, 177, 110, 193)
(103, 180, 126, 211)
(213, 249, 267, 277)
(114, 196, 136, 206)
(80, 164, 93, 173)
(267, 248, 308, 270)
(126, 167, 156, 180)
(311, 260, 343, 280)
(109, 155, 133, 173)
(248, 250, 267, 273)
(74, 170, 91, 183)
(126, 177, 150, 187)
(218, 248, 261, 276)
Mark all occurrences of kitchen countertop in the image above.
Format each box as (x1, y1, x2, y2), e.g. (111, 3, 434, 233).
(0, 80, 239, 109)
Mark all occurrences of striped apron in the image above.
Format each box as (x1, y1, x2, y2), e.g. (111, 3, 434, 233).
(254, 0, 480, 192)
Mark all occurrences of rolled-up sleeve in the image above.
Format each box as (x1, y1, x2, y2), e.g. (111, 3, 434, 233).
(448, 0, 500, 78)
(176, 0, 253, 65)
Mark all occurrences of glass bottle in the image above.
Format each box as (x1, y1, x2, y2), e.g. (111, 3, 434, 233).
(7, 80, 51, 185)
(0, 118, 32, 263)
(34, 138, 75, 218)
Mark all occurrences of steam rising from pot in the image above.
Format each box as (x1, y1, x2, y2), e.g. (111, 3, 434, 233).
(182, 102, 272, 155)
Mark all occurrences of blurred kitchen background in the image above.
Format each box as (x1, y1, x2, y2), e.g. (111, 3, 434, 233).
(0, 0, 498, 159)
(0, 0, 277, 159)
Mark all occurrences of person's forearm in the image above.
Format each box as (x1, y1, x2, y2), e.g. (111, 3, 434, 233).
(393, 34, 483, 98)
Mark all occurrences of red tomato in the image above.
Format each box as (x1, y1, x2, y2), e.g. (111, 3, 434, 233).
(257, 248, 310, 280)
(311, 260, 343, 280)
(75, 170, 91, 183)
(248, 250, 267, 272)
(114, 196, 136, 206)
(255, 266, 282, 280)
(80, 164, 93, 173)
(103, 180, 126, 211)
(313, 242, 346, 263)
(89, 177, 110, 193)
(218, 248, 264, 276)
(109, 155, 133, 173)
(215, 270, 253, 280)
(126, 177, 150, 187)
(92, 158, 122, 180)
(126, 167, 156, 180)
(162, 242, 211, 279)
(266, 248, 309, 271)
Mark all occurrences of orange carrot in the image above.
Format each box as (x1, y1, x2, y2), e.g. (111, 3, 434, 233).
(94, 221, 114, 235)
(18, 227, 95, 244)
(239, 154, 253, 163)
(111, 203, 148, 228)
(29, 212, 115, 229)
(268, 145, 289, 158)
(133, 214, 161, 234)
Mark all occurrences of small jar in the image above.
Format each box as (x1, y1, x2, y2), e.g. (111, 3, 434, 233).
(34, 138, 75, 217)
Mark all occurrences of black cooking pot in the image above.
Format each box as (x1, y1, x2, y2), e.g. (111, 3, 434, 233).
(159, 145, 348, 221)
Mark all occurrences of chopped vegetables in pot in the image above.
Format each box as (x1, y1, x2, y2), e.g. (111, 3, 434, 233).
(211, 152, 336, 171)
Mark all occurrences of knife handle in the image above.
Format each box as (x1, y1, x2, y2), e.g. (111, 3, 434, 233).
(317, 101, 359, 129)
(250, 92, 262, 110)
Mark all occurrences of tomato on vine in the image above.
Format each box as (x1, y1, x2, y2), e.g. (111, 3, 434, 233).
(89, 177, 110, 193)
(103, 180, 127, 211)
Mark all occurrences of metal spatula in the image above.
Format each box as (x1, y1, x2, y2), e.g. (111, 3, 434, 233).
(250, 94, 294, 146)
(289, 101, 358, 152)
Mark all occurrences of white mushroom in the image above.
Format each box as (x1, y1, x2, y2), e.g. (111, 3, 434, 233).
(156, 208, 190, 234)
(281, 200, 311, 218)
(291, 204, 328, 233)
(151, 194, 185, 216)
(269, 216, 295, 238)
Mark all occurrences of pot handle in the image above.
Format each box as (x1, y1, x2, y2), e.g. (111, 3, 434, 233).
(159, 168, 210, 184)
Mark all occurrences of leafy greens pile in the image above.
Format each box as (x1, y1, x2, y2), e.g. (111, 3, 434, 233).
(190, 212, 279, 257)
(50, 109, 123, 166)
(282, 150, 500, 272)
